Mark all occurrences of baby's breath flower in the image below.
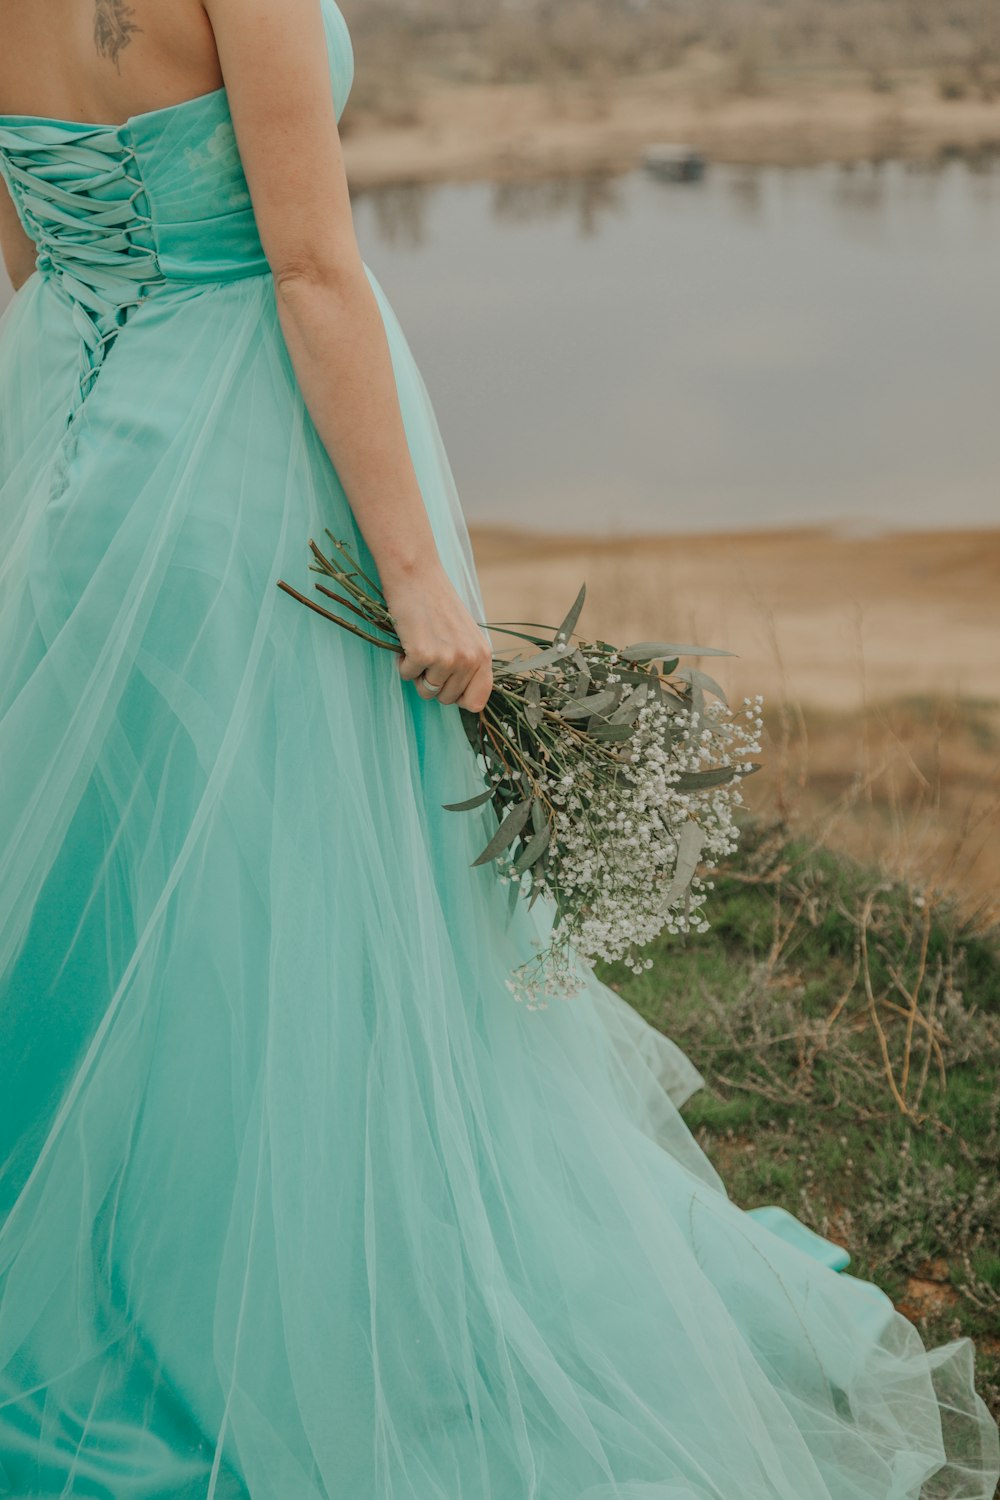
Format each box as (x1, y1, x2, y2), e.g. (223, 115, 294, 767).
(498, 684, 763, 1005)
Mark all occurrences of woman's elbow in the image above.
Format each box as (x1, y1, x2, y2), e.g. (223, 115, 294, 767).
(272, 251, 366, 306)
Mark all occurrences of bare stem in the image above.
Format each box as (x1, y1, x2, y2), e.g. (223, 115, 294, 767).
(276, 581, 404, 653)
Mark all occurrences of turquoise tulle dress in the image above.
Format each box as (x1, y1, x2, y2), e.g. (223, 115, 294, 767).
(0, 3, 997, 1496)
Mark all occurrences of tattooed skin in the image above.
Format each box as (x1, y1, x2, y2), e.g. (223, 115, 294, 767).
(93, 0, 142, 71)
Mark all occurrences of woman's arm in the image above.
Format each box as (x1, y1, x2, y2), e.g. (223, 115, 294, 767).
(0, 174, 37, 291)
(200, 0, 491, 712)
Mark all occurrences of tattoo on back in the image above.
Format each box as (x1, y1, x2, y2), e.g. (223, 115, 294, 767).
(93, 0, 142, 70)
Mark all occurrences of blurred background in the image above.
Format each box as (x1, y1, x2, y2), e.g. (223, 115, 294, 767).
(327, 0, 1000, 935)
(3, 0, 998, 1395)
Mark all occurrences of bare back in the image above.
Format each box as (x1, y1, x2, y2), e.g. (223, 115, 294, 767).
(0, 0, 224, 125)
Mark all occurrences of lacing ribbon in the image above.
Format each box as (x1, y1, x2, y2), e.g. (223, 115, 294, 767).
(0, 126, 166, 421)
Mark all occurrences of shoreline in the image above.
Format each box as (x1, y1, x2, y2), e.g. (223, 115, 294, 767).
(467, 522, 1000, 712)
(468, 522, 1000, 918)
(341, 77, 1000, 190)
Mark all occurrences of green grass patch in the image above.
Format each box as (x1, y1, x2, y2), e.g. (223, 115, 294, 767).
(596, 819, 1000, 1420)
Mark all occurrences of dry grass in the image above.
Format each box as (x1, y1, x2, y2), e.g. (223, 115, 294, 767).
(340, 0, 1000, 112)
(598, 815, 1000, 1416)
(740, 704, 1000, 1119)
(334, 0, 1000, 184)
(747, 695, 1000, 931)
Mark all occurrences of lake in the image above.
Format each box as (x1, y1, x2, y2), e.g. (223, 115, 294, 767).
(352, 158, 1000, 535)
(4, 156, 999, 535)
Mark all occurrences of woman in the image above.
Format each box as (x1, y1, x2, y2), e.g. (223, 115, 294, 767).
(0, 1, 996, 1496)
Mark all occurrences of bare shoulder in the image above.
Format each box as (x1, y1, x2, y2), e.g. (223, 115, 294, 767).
(199, 0, 340, 128)
(201, 0, 361, 284)
(0, 0, 223, 121)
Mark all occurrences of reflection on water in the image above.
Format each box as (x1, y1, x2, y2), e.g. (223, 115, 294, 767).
(351, 156, 1000, 534)
(351, 172, 628, 245)
(489, 175, 625, 238)
(361, 184, 429, 251)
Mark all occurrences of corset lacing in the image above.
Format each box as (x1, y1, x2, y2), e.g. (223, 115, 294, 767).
(0, 125, 165, 428)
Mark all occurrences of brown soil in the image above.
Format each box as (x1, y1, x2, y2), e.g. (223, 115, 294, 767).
(469, 524, 1000, 712)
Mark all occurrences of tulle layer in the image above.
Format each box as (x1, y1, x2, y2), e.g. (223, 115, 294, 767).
(0, 268, 997, 1500)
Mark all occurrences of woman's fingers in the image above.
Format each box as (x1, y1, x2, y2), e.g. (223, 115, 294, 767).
(403, 645, 492, 710)
(396, 647, 435, 683)
(458, 659, 493, 713)
(398, 645, 453, 695)
(415, 652, 482, 708)
(385, 569, 492, 709)
(413, 669, 448, 701)
(437, 663, 479, 707)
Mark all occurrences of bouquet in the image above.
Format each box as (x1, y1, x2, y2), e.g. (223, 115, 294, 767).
(278, 534, 763, 1007)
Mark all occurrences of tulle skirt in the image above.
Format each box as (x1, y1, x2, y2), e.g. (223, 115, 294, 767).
(0, 265, 997, 1499)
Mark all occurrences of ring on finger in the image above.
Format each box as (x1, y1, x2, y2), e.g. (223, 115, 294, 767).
(420, 674, 444, 696)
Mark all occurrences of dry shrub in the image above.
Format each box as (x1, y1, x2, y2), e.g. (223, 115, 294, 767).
(747, 695, 1000, 934)
(339, 0, 999, 99)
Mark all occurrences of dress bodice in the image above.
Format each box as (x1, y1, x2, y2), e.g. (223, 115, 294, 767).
(0, 0, 353, 413)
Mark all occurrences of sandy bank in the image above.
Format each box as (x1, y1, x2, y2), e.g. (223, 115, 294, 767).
(342, 78, 1000, 190)
(468, 524, 1000, 714)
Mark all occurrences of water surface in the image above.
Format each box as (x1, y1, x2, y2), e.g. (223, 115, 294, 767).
(352, 158, 1000, 534)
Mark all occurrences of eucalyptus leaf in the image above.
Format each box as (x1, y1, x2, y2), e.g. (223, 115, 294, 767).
(621, 642, 734, 662)
(612, 667, 657, 685)
(471, 797, 533, 867)
(459, 708, 483, 751)
(494, 643, 571, 677)
(609, 702, 645, 728)
(661, 689, 689, 712)
(505, 871, 522, 928)
(486, 619, 559, 634)
(659, 819, 706, 910)
(485, 625, 552, 647)
(611, 683, 649, 723)
(587, 721, 636, 742)
(525, 677, 543, 728)
(555, 583, 587, 645)
(674, 766, 738, 792)
(560, 687, 618, 721)
(676, 666, 729, 706)
(687, 682, 706, 730)
(512, 822, 552, 876)
(442, 786, 495, 812)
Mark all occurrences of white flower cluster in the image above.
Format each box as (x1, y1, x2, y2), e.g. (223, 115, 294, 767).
(503, 690, 764, 1008)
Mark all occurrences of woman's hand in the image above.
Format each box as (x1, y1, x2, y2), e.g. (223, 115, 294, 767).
(384, 562, 493, 713)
